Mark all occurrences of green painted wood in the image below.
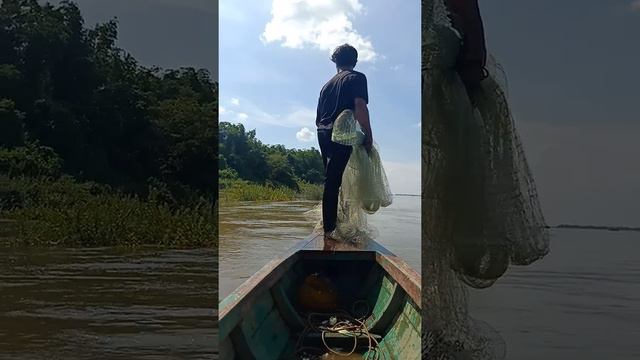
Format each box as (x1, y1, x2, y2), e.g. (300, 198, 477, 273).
(367, 276, 406, 334)
(356, 265, 382, 305)
(219, 336, 236, 360)
(270, 282, 305, 331)
(366, 275, 397, 328)
(371, 294, 421, 360)
(240, 291, 275, 338)
(398, 308, 422, 359)
(278, 339, 299, 359)
(301, 251, 376, 261)
(401, 298, 421, 331)
(229, 325, 255, 360)
(219, 298, 242, 340)
(245, 307, 290, 359)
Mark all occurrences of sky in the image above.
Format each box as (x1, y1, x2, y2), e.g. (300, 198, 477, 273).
(40, 0, 218, 78)
(480, 0, 640, 226)
(219, 0, 422, 195)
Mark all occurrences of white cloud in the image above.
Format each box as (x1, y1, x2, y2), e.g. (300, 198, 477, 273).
(412, 122, 421, 128)
(236, 113, 249, 122)
(390, 64, 402, 71)
(261, 0, 377, 62)
(296, 127, 315, 142)
(631, 0, 640, 11)
(218, 102, 250, 124)
(223, 98, 316, 128)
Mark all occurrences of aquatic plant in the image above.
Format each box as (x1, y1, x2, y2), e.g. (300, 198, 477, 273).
(0, 176, 216, 248)
(219, 179, 322, 202)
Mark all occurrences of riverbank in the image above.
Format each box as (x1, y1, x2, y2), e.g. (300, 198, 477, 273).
(219, 179, 322, 202)
(0, 176, 216, 247)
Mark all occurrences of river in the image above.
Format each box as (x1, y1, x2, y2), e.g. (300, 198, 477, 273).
(469, 228, 640, 359)
(218, 196, 421, 300)
(0, 248, 217, 359)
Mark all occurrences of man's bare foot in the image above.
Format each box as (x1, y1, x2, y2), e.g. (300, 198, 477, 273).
(323, 231, 338, 251)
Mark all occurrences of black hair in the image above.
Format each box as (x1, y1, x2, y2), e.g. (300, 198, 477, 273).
(331, 44, 358, 68)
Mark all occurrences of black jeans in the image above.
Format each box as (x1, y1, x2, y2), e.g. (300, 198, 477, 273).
(317, 128, 352, 233)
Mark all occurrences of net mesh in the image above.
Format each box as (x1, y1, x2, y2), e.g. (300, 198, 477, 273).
(422, 0, 549, 357)
(307, 110, 393, 243)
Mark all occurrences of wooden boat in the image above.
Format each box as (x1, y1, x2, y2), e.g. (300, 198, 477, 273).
(219, 233, 421, 359)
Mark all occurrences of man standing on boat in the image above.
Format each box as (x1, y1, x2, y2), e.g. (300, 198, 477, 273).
(316, 44, 373, 240)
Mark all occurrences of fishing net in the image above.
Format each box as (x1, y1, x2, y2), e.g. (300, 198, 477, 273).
(422, 0, 549, 358)
(307, 110, 393, 243)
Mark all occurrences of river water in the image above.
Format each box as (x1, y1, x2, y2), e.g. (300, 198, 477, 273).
(469, 228, 640, 359)
(0, 248, 217, 359)
(218, 196, 421, 300)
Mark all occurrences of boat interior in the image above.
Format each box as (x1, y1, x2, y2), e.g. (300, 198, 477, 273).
(219, 243, 421, 360)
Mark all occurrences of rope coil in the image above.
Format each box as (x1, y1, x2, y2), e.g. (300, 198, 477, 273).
(293, 306, 384, 360)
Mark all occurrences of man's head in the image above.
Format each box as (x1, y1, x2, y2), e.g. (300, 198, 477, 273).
(331, 44, 358, 70)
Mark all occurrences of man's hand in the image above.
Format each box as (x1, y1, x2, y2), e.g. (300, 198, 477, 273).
(364, 139, 373, 154)
(354, 97, 373, 154)
(458, 61, 486, 100)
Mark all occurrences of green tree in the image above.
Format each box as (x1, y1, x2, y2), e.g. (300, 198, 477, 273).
(0, 99, 24, 147)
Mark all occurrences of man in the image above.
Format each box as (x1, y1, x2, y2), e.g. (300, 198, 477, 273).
(446, 0, 487, 95)
(316, 44, 373, 240)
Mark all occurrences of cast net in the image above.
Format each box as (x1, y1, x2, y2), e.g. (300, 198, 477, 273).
(422, 0, 549, 358)
(307, 109, 393, 243)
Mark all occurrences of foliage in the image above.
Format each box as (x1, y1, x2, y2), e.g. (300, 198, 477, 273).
(219, 122, 324, 189)
(0, 143, 63, 178)
(219, 178, 322, 202)
(0, 0, 217, 202)
(220, 179, 297, 202)
(0, 1, 217, 247)
(296, 181, 324, 201)
(0, 176, 216, 247)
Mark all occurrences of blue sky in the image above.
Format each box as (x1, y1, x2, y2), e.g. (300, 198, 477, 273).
(219, 0, 421, 194)
(40, 0, 217, 76)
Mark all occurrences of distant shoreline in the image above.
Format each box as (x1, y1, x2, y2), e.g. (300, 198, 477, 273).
(552, 224, 640, 232)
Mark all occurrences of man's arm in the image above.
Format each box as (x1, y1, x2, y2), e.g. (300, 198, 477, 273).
(354, 97, 373, 152)
(447, 0, 487, 88)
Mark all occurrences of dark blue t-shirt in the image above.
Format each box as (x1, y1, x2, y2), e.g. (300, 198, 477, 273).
(315, 70, 368, 128)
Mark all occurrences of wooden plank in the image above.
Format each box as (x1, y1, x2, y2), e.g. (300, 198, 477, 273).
(219, 337, 236, 360)
(246, 307, 290, 360)
(356, 265, 384, 301)
(374, 306, 421, 360)
(270, 282, 305, 331)
(369, 275, 395, 322)
(376, 252, 421, 308)
(229, 326, 254, 360)
(300, 251, 375, 261)
(367, 275, 407, 333)
(302, 232, 393, 253)
(400, 297, 421, 332)
(240, 291, 275, 338)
